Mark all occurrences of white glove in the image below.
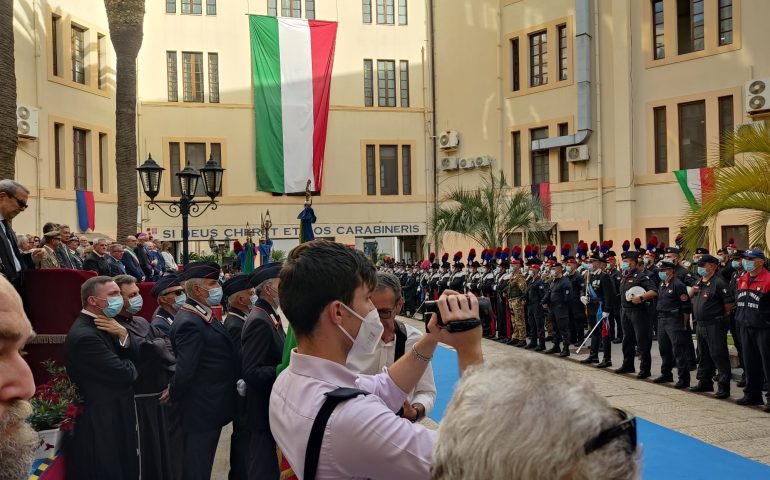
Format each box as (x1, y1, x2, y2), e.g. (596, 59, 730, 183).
(580, 296, 589, 306)
(601, 312, 610, 320)
(236, 379, 247, 397)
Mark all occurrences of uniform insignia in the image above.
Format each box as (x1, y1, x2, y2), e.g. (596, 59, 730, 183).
(680, 294, 689, 301)
(704, 293, 710, 298)
(722, 288, 727, 294)
(668, 289, 673, 294)
(180, 304, 214, 324)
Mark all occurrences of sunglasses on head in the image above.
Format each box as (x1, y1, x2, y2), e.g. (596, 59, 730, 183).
(584, 408, 637, 455)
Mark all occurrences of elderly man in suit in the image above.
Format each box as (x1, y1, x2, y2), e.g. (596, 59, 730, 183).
(64, 276, 140, 480)
(84, 238, 112, 276)
(162, 262, 238, 480)
(107, 244, 128, 276)
(122, 236, 146, 281)
(0, 180, 42, 289)
(241, 262, 285, 479)
(55, 224, 78, 269)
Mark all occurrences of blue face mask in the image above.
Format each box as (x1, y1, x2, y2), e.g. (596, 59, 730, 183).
(127, 295, 144, 314)
(250, 294, 258, 306)
(100, 295, 124, 318)
(565, 265, 573, 274)
(658, 272, 668, 281)
(206, 286, 224, 306)
(731, 260, 741, 269)
(620, 262, 631, 272)
(174, 293, 187, 310)
(742, 259, 757, 273)
(584, 263, 594, 272)
(642, 258, 650, 266)
(696, 267, 708, 277)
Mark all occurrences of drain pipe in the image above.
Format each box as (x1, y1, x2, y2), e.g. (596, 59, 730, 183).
(531, 0, 593, 151)
(593, 0, 603, 239)
(428, 0, 439, 254)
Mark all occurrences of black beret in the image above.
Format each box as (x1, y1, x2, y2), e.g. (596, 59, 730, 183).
(248, 262, 282, 287)
(179, 261, 221, 281)
(696, 254, 720, 266)
(222, 274, 252, 296)
(151, 274, 181, 298)
(657, 260, 677, 270)
(621, 251, 639, 260)
(695, 247, 710, 255)
(664, 246, 681, 254)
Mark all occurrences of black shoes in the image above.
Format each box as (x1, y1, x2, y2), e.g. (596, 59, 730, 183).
(596, 360, 612, 368)
(653, 375, 673, 384)
(580, 356, 600, 364)
(736, 396, 763, 406)
(674, 378, 691, 389)
(614, 365, 635, 374)
(737, 374, 746, 388)
(637, 371, 651, 380)
(690, 383, 714, 393)
(534, 345, 546, 352)
(524, 342, 538, 350)
(559, 350, 570, 357)
(545, 346, 561, 354)
(612, 338, 623, 344)
(714, 389, 730, 400)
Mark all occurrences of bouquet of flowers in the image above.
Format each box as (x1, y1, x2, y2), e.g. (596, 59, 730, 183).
(28, 360, 81, 432)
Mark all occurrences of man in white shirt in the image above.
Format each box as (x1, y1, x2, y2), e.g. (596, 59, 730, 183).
(346, 272, 436, 421)
(270, 240, 483, 480)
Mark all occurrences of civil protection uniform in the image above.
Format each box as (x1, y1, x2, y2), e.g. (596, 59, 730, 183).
(734, 265, 770, 407)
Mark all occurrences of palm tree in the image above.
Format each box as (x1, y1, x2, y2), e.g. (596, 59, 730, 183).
(682, 121, 770, 252)
(104, 0, 145, 241)
(430, 169, 546, 250)
(0, 0, 18, 179)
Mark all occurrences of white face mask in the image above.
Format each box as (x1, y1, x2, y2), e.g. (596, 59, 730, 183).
(339, 303, 384, 355)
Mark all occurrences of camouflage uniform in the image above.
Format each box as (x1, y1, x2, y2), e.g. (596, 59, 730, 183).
(507, 271, 528, 342)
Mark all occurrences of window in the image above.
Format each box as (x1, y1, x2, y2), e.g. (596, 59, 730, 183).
(512, 131, 521, 187)
(73, 128, 89, 190)
(167, 51, 178, 102)
(282, 0, 301, 17)
(71, 26, 86, 84)
(677, 0, 704, 54)
(166, 0, 176, 13)
(719, 0, 733, 45)
(268, 0, 277, 16)
(721, 225, 748, 249)
(506, 233, 523, 249)
(377, 0, 395, 25)
(182, 52, 204, 102)
(557, 24, 567, 81)
(185, 142, 207, 196)
(53, 123, 63, 189)
(645, 228, 669, 247)
(99, 133, 108, 193)
(560, 231, 579, 254)
(169, 142, 181, 196)
(379, 145, 398, 195)
(718, 95, 734, 166)
(363, 59, 374, 107)
(530, 127, 549, 184)
(181, 0, 202, 14)
(678, 100, 706, 169)
(366, 145, 376, 195)
(208, 53, 219, 103)
(653, 106, 668, 173)
(51, 15, 61, 76)
(399, 60, 409, 107)
(97, 34, 106, 90)
(511, 38, 520, 91)
(362, 0, 372, 23)
(306, 0, 315, 19)
(398, 0, 407, 25)
(377, 60, 396, 107)
(207, 0, 216, 15)
(402, 145, 412, 195)
(653, 0, 665, 59)
(529, 30, 547, 87)
(558, 123, 569, 182)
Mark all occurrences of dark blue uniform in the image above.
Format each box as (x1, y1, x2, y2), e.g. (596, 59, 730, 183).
(618, 269, 658, 375)
(691, 274, 734, 394)
(656, 277, 692, 385)
(585, 269, 616, 364)
(544, 275, 572, 355)
(527, 274, 547, 349)
(567, 271, 587, 345)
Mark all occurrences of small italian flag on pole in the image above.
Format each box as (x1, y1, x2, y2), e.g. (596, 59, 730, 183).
(674, 167, 715, 209)
(249, 15, 338, 194)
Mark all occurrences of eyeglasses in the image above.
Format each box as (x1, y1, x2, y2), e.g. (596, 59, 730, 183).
(164, 289, 185, 297)
(10, 195, 27, 210)
(584, 408, 637, 455)
(377, 308, 396, 319)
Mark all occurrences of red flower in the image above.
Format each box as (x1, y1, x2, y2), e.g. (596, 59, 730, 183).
(65, 404, 81, 419)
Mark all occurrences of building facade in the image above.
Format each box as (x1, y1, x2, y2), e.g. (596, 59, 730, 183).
(11, 0, 770, 261)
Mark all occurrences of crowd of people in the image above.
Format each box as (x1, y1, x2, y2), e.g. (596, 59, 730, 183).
(384, 237, 770, 408)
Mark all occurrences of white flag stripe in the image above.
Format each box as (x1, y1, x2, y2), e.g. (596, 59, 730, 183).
(278, 18, 315, 192)
(686, 168, 702, 204)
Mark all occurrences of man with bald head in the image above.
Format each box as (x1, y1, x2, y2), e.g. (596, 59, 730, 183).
(0, 276, 37, 480)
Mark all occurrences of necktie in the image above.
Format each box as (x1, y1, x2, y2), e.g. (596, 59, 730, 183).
(1, 220, 21, 273)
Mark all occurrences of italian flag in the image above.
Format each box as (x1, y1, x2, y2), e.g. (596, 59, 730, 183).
(674, 167, 715, 209)
(249, 15, 338, 193)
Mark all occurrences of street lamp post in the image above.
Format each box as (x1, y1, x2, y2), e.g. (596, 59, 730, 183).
(137, 153, 225, 266)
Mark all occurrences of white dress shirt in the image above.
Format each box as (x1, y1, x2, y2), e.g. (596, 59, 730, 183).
(270, 350, 436, 480)
(346, 322, 436, 415)
(80, 309, 130, 347)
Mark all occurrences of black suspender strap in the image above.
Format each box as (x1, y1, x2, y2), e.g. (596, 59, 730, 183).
(303, 387, 369, 480)
(393, 320, 408, 362)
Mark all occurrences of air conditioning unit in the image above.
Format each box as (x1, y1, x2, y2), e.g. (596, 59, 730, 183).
(474, 155, 492, 168)
(438, 130, 460, 150)
(458, 157, 475, 169)
(746, 78, 770, 114)
(16, 105, 39, 139)
(566, 144, 589, 162)
(440, 156, 459, 171)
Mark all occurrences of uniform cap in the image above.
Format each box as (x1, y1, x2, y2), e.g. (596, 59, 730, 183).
(696, 254, 719, 266)
(695, 247, 710, 255)
(248, 262, 283, 287)
(179, 261, 221, 281)
(664, 246, 681, 255)
(222, 274, 252, 297)
(151, 274, 181, 298)
(656, 260, 677, 270)
(742, 248, 766, 260)
(620, 251, 639, 261)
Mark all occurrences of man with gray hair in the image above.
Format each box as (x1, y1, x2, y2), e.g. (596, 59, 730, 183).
(0, 180, 40, 289)
(431, 355, 640, 480)
(346, 271, 437, 421)
(83, 237, 111, 276)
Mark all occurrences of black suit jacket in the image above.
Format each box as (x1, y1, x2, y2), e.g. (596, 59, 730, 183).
(107, 255, 127, 276)
(170, 299, 238, 433)
(83, 252, 111, 276)
(241, 299, 285, 431)
(0, 219, 30, 288)
(121, 252, 145, 281)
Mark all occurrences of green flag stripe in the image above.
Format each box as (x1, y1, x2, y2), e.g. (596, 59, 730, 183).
(250, 15, 285, 192)
(674, 169, 698, 209)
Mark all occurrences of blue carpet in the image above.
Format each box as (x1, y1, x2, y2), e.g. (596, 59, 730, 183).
(428, 346, 770, 479)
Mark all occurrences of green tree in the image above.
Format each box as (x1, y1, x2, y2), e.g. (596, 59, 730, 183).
(0, 0, 18, 179)
(430, 169, 546, 250)
(104, 0, 145, 241)
(682, 122, 770, 252)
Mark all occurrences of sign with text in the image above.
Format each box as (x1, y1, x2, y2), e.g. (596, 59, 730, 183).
(154, 223, 427, 241)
